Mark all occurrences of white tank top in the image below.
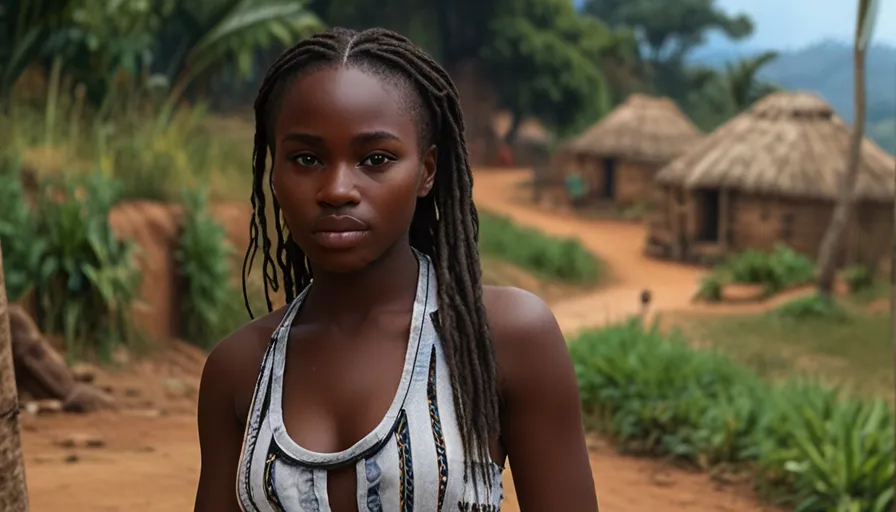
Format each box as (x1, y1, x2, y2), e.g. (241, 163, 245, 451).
(236, 252, 505, 511)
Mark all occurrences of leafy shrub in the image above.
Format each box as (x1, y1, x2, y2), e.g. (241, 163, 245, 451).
(570, 320, 894, 511)
(478, 211, 601, 283)
(843, 265, 874, 294)
(30, 174, 142, 360)
(176, 188, 240, 348)
(772, 294, 852, 322)
(0, 157, 44, 302)
(694, 273, 724, 302)
(724, 245, 815, 294)
(696, 245, 816, 300)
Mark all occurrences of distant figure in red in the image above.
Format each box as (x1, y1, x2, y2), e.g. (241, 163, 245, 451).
(497, 142, 514, 167)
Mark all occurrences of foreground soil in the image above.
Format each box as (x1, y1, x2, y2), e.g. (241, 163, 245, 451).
(20, 169, 782, 511)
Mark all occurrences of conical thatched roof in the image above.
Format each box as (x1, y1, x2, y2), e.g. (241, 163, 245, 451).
(655, 91, 896, 202)
(564, 94, 703, 164)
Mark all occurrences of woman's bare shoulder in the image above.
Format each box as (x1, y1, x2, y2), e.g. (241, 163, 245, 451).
(200, 306, 290, 420)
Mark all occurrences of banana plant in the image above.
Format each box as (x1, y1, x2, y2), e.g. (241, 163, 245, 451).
(157, 0, 323, 124)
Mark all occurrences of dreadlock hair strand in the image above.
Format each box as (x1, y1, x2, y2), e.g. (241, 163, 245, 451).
(240, 27, 501, 491)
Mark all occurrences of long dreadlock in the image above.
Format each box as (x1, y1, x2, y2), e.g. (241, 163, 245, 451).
(240, 27, 500, 487)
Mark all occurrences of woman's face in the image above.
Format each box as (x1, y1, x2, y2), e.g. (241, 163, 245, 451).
(270, 66, 436, 273)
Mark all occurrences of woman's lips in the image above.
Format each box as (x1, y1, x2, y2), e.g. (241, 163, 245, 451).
(311, 230, 369, 250)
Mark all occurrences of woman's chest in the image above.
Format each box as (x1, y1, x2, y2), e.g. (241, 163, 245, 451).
(260, 436, 503, 512)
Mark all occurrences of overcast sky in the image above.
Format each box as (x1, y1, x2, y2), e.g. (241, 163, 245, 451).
(716, 0, 896, 49)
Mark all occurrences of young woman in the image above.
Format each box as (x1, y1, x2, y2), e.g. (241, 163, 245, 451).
(194, 27, 598, 512)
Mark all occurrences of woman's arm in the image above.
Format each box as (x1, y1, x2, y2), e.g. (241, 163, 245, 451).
(487, 287, 599, 511)
(193, 335, 254, 512)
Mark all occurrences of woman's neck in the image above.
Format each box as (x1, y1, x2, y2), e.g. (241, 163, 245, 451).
(303, 240, 420, 322)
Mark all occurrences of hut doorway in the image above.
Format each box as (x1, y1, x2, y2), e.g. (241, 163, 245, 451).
(602, 158, 617, 199)
(695, 188, 720, 242)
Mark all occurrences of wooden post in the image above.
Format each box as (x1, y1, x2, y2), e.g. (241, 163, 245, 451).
(891, 131, 896, 512)
(0, 240, 29, 512)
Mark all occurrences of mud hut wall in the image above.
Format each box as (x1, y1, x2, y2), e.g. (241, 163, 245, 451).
(727, 194, 827, 256)
(645, 185, 699, 259)
(849, 202, 893, 268)
(645, 185, 675, 244)
(615, 160, 656, 205)
(582, 156, 604, 198)
(727, 194, 892, 266)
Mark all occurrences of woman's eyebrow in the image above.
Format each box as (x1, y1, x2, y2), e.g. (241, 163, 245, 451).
(352, 131, 401, 145)
(281, 132, 325, 146)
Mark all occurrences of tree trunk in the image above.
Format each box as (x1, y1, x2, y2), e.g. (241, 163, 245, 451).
(815, 44, 867, 295)
(891, 59, 896, 504)
(0, 241, 29, 512)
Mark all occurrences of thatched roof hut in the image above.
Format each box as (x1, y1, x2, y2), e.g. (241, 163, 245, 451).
(655, 91, 895, 201)
(647, 91, 896, 267)
(566, 94, 702, 164)
(556, 94, 703, 206)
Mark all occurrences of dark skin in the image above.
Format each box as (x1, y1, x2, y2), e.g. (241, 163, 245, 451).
(194, 67, 598, 511)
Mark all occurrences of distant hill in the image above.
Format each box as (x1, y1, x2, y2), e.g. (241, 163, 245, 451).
(690, 39, 896, 153)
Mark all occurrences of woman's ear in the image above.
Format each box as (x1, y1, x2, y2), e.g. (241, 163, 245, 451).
(418, 144, 437, 197)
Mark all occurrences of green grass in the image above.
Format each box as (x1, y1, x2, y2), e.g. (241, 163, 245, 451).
(571, 319, 894, 511)
(0, 102, 253, 203)
(674, 296, 892, 399)
(478, 210, 603, 284)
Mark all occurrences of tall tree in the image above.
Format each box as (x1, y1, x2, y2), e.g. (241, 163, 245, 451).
(482, 0, 622, 140)
(816, 0, 881, 296)
(314, 0, 633, 140)
(582, 0, 753, 101)
(0, 241, 28, 512)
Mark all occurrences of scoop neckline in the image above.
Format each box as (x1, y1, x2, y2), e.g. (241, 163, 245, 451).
(267, 252, 431, 468)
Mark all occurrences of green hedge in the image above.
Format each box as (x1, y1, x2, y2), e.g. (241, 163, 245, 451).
(570, 320, 893, 511)
(478, 211, 602, 284)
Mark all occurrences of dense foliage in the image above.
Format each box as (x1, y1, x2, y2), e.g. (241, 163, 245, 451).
(571, 319, 894, 511)
(0, 161, 140, 360)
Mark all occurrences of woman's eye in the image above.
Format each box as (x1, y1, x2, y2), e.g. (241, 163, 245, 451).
(361, 154, 393, 167)
(294, 154, 320, 167)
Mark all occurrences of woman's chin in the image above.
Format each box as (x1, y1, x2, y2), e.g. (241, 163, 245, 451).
(306, 250, 376, 275)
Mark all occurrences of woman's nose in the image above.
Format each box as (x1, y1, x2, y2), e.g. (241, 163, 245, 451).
(316, 164, 361, 207)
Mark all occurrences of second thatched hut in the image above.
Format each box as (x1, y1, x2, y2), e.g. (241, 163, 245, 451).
(554, 94, 703, 206)
(648, 91, 895, 267)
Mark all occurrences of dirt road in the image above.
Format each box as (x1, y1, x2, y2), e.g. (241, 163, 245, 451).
(19, 169, 776, 511)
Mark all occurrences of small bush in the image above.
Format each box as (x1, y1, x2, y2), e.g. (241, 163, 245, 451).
(570, 320, 893, 511)
(694, 273, 724, 302)
(724, 245, 815, 294)
(696, 245, 816, 300)
(0, 157, 44, 302)
(176, 188, 240, 348)
(478, 211, 601, 283)
(31, 174, 142, 360)
(772, 294, 852, 322)
(843, 265, 874, 294)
